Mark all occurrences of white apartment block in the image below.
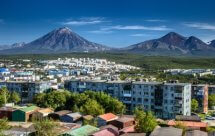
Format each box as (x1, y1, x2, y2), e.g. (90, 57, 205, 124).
(65, 80, 191, 119)
(0, 81, 51, 102)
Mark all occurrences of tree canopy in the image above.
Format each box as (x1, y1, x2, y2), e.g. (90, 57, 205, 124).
(209, 94, 215, 109)
(191, 99, 199, 112)
(34, 119, 59, 136)
(0, 118, 10, 136)
(0, 87, 21, 106)
(134, 108, 157, 134)
(33, 90, 125, 116)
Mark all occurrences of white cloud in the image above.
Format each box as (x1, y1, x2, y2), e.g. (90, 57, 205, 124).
(184, 22, 215, 30)
(88, 30, 113, 34)
(102, 25, 172, 31)
(145, 19, 166, 22)
(130, 33, 154, 37)
(62, 17, 107, 25)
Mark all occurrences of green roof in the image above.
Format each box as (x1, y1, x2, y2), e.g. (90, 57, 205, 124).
(64, 125, 99, 136)
(19, 106, 38, 112)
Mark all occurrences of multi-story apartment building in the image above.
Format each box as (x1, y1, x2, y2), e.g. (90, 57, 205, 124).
(65, 80, 191, 119)
(191, 84, 208, 113)
(0, 81, 51, 102)
(132, 82, 191, 119)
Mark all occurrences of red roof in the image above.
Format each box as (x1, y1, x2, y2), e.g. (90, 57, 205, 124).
(98, 113, 118, 121)
(92, 129, 117, 136)
(167, 120, 208, 128)
(119, 125, 135, 133)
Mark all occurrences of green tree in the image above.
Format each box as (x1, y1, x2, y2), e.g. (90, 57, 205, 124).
(0, 118, 10, 136)
(33, 93, 46, 107)
(71, 104, 79, 112)
(8, 92, 21, 104)
(80, 99, 104, 116)
(120, 74, 127, 80)
(0, 87, 10, 106)
(34, 119, 59, 136)
(134, 108, 157, 134)
(83, 118, 97, 127)
(191, 99, 199, 112)
(209, 94, 215, 109)
(84, 91, 125, 114)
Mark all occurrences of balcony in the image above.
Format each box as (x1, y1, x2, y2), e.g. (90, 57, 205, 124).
(108, 87, 114, 90)
(174, 93, 182, 98)
(123, 93, 132, 97)
(123, 100, 132, 104)
(174, 100, 183, 104)
(78, 85, 86, 89)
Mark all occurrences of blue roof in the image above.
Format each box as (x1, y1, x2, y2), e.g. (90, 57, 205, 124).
(0, 68, 9, 73)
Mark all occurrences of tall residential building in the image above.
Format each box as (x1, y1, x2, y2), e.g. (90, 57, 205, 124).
(65, 80, 191, 119)
(191, 84, 208, 113)
(0, 81, 51, 102)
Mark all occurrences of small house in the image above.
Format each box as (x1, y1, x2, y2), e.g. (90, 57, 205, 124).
(91, 128, 118, 136)
(48, 110, 72, 120)
(150, 127, 183, 136)
(60, 112, 82, 123)
(32, 108, 53, 120)
(167, 120, 208, 131)
(120, 133, 146, 136)
(175, 115, 201, 122)
(185, 130, 208, 136)
(4, 124, 35, 136)
(0, 107, 16, 120)
(109, 115, 135, 130)
(12, 106, 39, 122)
(97, 113, 118, 127)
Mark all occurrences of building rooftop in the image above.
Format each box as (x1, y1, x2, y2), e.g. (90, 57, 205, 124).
(116, 116, 134, 123)
(64, 112, 82, 120)
(37, 108, 53, 114)
(64, 125, 99, 136)
(164, 83, 191, 86)
(19, 106, 39, 113)
(175, 115, 201, 122)
(185, 130, 208, 136)
(107, 81, 131, 84)
(167, 120, 208, 128)
(91, 129, 117, 136)
(98, 113, 118, 121)
(53, 110, 72, 116)
(150, 127, 183, 136)
(132, 81, 161, 85)
(121, 133, 146, 136)
(119, 125, 135, 133)
(0, 106, 16, 111)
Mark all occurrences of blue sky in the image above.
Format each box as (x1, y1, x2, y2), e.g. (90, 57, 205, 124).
(0, 0, 215, 47)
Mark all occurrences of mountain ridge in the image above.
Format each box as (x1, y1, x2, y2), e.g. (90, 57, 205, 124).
(0, 27, 110, 54)
(0, 28, 215, 56)
(123, 32, 215, 55)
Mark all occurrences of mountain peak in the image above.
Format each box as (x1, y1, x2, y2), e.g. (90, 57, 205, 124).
(18, 27, 110, 53)
(210, 40, 215, 47)
(161, 32, 185, 39)
(56, 27, 72, 34)
(159, 32, 186, 47)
